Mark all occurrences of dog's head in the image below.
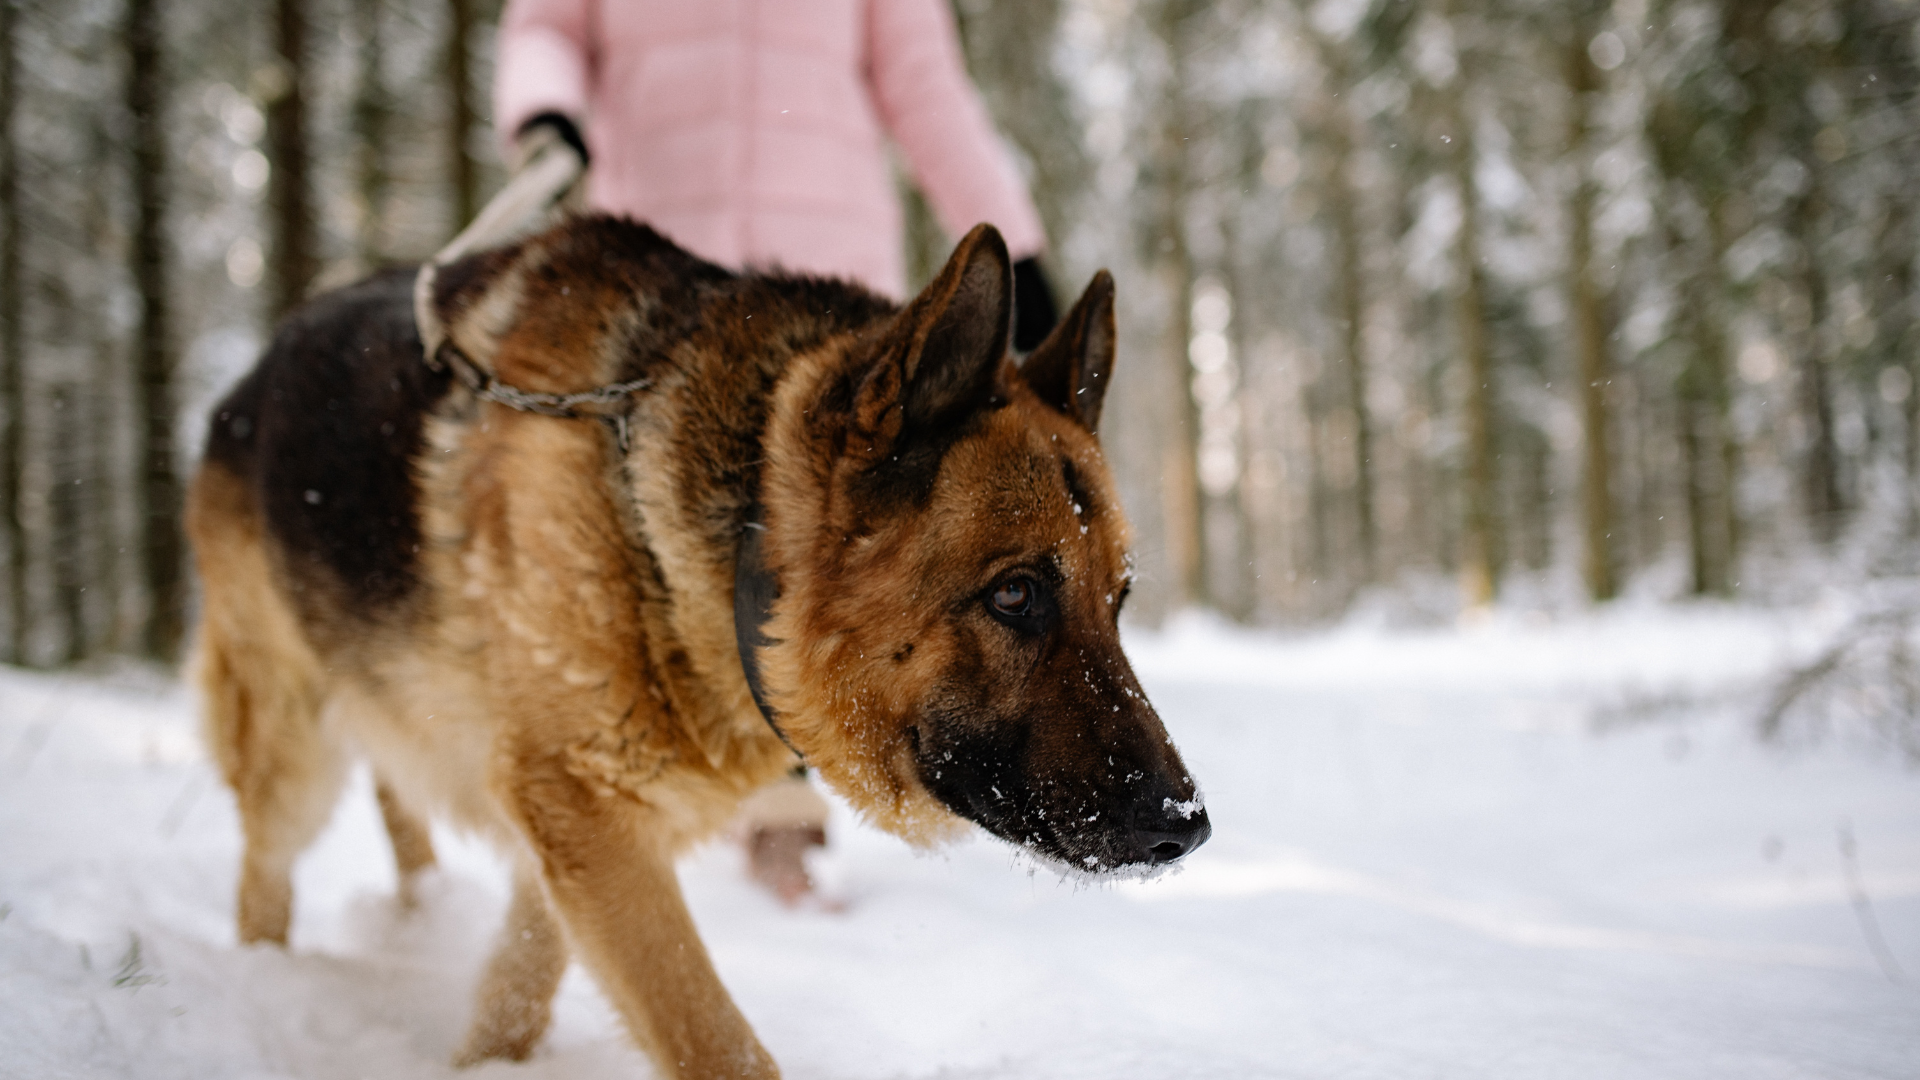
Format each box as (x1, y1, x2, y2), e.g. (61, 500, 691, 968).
(760, 225, 1209, 875)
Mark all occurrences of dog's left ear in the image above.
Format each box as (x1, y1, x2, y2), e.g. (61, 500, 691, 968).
(1018, 270, 1115, 434)
(853, 224, 1011, 454)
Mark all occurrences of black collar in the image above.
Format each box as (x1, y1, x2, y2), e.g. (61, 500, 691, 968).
(733, 516, 803, 761)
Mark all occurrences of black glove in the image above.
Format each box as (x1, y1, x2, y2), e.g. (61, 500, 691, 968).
(515, 111, 590, 169)
(1012, 256, 1059, 353)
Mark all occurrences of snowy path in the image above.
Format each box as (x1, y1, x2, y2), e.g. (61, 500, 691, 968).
(3, 606, 1917, 1079)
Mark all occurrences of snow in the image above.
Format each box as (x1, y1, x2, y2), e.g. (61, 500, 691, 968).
(3, 603, 1918, 1079)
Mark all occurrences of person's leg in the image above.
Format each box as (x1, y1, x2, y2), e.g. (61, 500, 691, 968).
(736, 767, 828, 904)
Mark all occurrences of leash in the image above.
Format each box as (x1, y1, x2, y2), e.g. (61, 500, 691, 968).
(414, 122, 585, 364)
(413, 124, 649, 451)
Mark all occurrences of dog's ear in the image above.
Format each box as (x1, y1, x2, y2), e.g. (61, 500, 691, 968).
(1017, 270, 1115, 434)
(853, 224, 1011, 454)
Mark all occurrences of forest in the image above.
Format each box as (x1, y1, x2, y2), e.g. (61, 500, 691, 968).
(2, 5, 1917, 1075)
(2, 0, 1918, 664)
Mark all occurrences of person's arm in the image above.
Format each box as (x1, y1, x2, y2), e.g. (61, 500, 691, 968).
(866, 0, 1057, 349)
(494, 0, 595, 165)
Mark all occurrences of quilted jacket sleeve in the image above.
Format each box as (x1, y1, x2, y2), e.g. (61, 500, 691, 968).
(865, 0, 1047, 259)
(494, 0, 595, 152)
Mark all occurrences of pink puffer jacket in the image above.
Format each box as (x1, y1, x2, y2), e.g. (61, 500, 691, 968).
(494, 0, 1047, 299)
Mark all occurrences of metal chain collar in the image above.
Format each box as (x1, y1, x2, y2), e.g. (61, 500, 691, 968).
(431, 342, 649, 452)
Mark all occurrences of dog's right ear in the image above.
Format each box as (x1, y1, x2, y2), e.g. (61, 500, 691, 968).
(851, 224, 1011, 459)
(1018, 270, 1115, 435)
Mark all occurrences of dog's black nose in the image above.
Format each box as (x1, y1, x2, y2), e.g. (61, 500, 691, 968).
(1132, 799, 1211, 864)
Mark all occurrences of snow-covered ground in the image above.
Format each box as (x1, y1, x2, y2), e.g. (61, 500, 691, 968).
(3, 603, 1917, 1079)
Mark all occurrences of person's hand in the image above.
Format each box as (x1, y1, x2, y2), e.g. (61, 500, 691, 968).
(1012, 256, 1059, 353)
(512, 111, 589, 173)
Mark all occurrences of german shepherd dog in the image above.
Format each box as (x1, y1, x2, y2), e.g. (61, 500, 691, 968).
(186, 218, 1210, 1078)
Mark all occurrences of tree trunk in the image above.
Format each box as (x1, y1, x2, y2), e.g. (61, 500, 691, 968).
(1790, 184, 1842, 544)
(1673, 198, 1737, 597)
(1324, 62, 1376, 586)
(1445, 37, 1498, 608)
(353, 0, 390, 267)
(1212, 213, 1256, 621)
(82, 118, 122, 655)
(127, 0, 183, 659)
(91, 331, 125, 652)
(267, 0, 315, 321)
(1679, 392, 1717, 594)
(1305, 383, 1331, 584)
(1567, 26, 1616, 601)
(50, 385, 83, 664)
(1873, 193, 1918, 536)
(0, 0, 23, 663)
(1151, 0, 1207, 611)
(1161, 236, 1205, 610)
(447, 0, 477, 230)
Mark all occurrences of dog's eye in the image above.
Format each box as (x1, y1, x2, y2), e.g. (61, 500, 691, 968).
(991, 578, 1033, 617)
(984, 574, 1051, 636)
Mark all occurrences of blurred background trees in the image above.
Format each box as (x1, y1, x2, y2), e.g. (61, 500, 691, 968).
(0, 0, 1916, 666)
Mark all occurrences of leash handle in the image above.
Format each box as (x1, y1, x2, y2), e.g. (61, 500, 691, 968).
(415, 127, 586, 365)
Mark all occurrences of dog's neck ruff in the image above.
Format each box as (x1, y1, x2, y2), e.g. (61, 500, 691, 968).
(424, 335, 796, 760)
(733, 517, 804, 761)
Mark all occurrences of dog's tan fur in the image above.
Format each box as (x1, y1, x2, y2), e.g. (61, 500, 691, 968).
(186, 219, 1204, 1078)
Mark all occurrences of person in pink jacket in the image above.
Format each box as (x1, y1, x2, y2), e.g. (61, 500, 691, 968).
(494, 0, 1058, 346)
(492, 0, 1060, 903)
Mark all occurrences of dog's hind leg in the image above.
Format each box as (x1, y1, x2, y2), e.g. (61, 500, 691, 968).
(374, 776, 438, 906)
(454, 866, 568, 1066)
(188, 465, 348, 946)
(195, 605, 347, 945)
(232, 696, 347, 947)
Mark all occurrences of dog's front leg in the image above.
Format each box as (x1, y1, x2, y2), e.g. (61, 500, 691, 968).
(501, 754, 779, 1079)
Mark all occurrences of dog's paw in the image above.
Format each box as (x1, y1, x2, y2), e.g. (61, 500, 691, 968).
(452, 1015, 546, 1068)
